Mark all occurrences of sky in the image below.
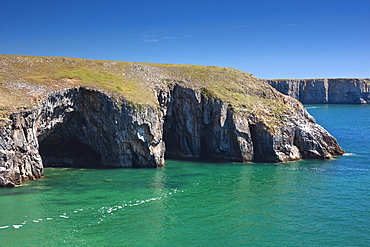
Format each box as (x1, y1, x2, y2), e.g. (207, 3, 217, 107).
(1, 0, 369, 79)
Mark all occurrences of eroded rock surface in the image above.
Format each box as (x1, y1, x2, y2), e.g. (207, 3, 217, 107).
(1, 87, 165, 186)
(0, 84, 345, 187)
(161, 85, 252, 162)
(158, 84, 343, 164)
(0, 110, 43, 187)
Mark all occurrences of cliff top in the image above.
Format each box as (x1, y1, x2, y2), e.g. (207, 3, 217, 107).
(0, 55, 293, 124)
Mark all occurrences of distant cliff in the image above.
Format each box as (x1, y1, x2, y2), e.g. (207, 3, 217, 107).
(265, 78, 370, 104)
(0, 56, 344, 187)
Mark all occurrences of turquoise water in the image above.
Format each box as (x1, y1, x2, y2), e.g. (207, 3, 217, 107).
(1, 105, 369, 246)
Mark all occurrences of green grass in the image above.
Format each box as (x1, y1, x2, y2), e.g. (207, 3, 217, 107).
(0, 55, 294, 128)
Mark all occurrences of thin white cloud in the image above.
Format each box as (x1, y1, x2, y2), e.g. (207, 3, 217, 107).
(162, 34, 192, 39)
(142, 39, 159, 43)
(136, 30, 191, 43)
(135, 29, 165, 38)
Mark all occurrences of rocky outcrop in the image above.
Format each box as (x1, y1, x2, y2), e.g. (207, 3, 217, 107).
(0, 83, 345, 187)
(160, 85, 343, 163)
(162, 83, 345, 163)
(0, 110, 43, 187)
(265, 78, 370, 104)
(161, 85, 253, 162)
(1, 87, 165, 187)
(0, 56, 345, 187)
(37, 87, 164, 169)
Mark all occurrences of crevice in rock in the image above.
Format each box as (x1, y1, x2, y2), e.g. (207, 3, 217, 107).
(200, 135, 212, 161)
(163, 122, 182, 159)
(292, 129, 302, 157)
(249, 123, 262, 162)
(162, 85, 201, 160)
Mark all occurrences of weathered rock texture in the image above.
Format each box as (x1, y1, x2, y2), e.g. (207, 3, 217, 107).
(0, 87, 165, 187)
(265, 78, 370, 104)
(0, 56, 344, 187)
(160, 85, 343, 163)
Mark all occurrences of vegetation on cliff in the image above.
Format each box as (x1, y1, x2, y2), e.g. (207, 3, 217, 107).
(0, 55, 294, 126)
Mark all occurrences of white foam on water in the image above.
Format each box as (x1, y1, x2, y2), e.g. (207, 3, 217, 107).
(97, 188, 185, 217)
(305, 106, 319, 109)
(3, 188, 186, 232)
(343, 153, 355, 156)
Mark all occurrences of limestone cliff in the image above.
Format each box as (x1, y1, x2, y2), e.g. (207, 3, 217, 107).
(0, 56, 344, 187)
(265, 78, 370, 104)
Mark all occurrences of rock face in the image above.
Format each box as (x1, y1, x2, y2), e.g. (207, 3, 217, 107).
(161, 85, 253, 162)
(1, 87, 165, 187)
(160, 85, 343, 163)
(265, 78, 370, 104)
(1, 84, 344, 187)
(0, 56, 345, 187)
(0, 109, 43, 187)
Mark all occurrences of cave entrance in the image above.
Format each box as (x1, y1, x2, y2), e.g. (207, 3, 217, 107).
(249, 124, 263, 162)
(39, 134, 104, 169)
(163, 119, 217, 161)
(163, 124, 181, 159)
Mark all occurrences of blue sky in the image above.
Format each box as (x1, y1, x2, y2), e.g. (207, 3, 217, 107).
(1, 0, 369, 79)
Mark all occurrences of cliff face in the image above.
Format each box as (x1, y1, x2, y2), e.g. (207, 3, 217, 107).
(1, 85, 344, 187)
(0, 56, 344, 187)
(0, 87, 165, 186)
(0, 110, 43, 187)
(160, 85, 343, 163)
(161, 85, 253, 162)
(265, 78, 370, 104)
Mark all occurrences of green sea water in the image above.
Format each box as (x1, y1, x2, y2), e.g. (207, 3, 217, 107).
(1, 105, 369, 246)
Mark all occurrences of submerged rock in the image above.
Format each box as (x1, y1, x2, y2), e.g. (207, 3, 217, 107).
(0, 56, 344, 187)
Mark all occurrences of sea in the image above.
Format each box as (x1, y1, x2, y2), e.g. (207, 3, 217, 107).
(0, 105, 369, 246)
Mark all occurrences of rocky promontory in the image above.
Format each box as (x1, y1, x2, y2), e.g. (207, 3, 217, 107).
(0, 55, 344, 187)
(265, 78, 370, 104)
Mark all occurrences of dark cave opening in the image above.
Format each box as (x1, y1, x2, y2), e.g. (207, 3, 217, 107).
(39, 134, 104, 169)
(163, 122, 218, 162)
(249, 124, 263, 162)
(199, 135, 212, 161)
(163, 123, 182, 159)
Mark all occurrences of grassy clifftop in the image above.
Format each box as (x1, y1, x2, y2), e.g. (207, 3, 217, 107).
(0, 55, 292, 123)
